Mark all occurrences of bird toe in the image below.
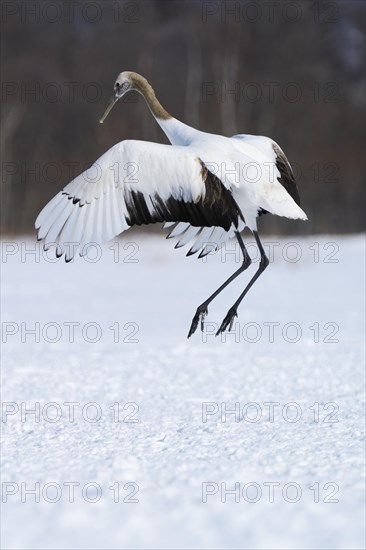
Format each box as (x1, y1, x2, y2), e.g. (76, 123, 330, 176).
(216, 308, 238, 336)
(187, 306, 208, 338)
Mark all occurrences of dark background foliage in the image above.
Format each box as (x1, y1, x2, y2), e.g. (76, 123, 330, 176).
(1, 0, 365, 235)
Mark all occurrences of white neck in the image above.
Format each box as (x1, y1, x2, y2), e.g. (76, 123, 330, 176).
(155, 117, 200, 146)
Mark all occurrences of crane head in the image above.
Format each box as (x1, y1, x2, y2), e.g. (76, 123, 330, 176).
(99, 71, 144, 124)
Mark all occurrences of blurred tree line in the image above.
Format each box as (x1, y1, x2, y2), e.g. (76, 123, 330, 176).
(1, 0, 365, 235)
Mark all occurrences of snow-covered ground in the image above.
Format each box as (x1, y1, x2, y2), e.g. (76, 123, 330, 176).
(1, 233, 365, 550)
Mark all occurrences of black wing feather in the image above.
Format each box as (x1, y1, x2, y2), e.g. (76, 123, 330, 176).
(272, 143, 301, 207)
(125, 162, 244, 231)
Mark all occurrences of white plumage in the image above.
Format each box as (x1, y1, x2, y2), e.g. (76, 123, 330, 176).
(35, 71, 307, 336)
(36, 141, 212, 260)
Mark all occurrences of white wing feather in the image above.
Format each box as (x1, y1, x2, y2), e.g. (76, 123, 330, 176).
(231, 134, 307, 222)
(35, 140, 211, 260)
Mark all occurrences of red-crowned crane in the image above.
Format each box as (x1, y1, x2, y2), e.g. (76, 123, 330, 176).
(35, 71, 307, 337)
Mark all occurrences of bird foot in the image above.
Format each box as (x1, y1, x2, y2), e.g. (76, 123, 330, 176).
(187, 305, 208, 338)
(216, 308, 238, 336)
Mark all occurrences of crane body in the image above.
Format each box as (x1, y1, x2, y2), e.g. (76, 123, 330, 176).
(36, 71, 307, 337)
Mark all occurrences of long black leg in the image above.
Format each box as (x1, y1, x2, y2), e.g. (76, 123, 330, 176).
(216, 231, 269, 336)
(187, 232, 252, 338)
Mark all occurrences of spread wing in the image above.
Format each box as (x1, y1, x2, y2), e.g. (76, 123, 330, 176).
(230, 134, 307, 221)
(35, 140, 243, 261)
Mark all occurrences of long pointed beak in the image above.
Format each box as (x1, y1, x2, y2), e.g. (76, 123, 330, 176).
(99, 92, 119, 124)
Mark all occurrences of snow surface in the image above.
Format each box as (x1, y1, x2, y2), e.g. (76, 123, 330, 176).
(1, 233, 365, 550)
